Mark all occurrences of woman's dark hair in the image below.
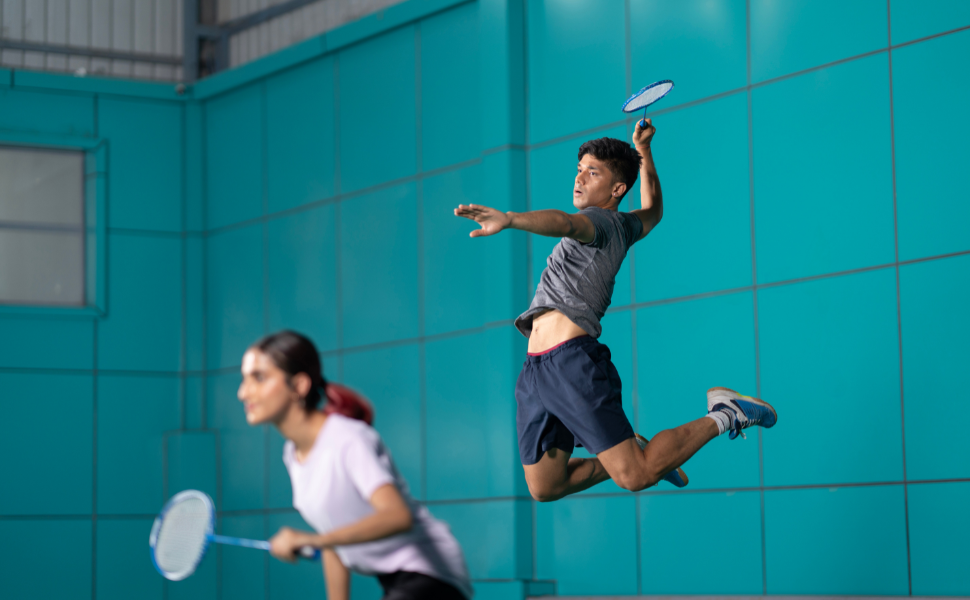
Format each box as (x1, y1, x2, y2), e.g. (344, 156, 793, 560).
(577, 137, 642, 200)
(252, 330, 373, 424)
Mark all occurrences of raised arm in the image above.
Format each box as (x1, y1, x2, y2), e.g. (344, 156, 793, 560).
(454, 204, 594, 243)
(631, 119, 663, 240)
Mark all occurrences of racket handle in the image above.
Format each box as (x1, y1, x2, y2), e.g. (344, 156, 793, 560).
(298, 546, 321, 561)
(639, 119, 647, 128)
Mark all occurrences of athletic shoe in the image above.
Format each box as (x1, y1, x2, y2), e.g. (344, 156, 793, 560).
(635, 433, 689, 487)
(706, 387, 778, 440)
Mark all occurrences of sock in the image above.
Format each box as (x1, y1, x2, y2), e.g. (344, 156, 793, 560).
(706, 410, 732, 436)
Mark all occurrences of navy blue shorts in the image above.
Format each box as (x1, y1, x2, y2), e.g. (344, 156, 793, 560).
(515, 335, 634, 465)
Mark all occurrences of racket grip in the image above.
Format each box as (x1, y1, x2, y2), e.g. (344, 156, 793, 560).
(639, 119, 647, 128)
(298, 546, 321, 561)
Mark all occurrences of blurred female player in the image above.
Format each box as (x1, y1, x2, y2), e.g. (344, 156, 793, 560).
(237, 330, 472, 600)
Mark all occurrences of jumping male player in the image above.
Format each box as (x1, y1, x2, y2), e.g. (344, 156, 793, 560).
(454, 119, 777, 501)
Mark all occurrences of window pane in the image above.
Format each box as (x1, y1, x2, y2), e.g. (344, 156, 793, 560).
(0, 230, 84, 305)
(0, 147, 84, 227)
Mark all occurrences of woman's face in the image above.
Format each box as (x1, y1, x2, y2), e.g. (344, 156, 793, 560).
(238, 349, 299, 426)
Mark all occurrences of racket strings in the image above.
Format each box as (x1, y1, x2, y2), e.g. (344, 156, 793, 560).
(623, 82, 674, 113)
(155, 497, 210, 578)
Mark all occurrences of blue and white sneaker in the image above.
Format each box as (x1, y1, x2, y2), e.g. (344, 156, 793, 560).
(707, 387, 778, 440)
(635, 433, 689, 487)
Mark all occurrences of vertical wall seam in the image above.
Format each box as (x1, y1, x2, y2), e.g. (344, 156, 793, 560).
(91, 317, 98, 600)
(885, 2, 912, 595)
(745, 0, 768, 594)
(333, 55, 344, 382)
(180, 102, 188, 431)
(414, 21, 427, 501)
(260, 79, 272, 600)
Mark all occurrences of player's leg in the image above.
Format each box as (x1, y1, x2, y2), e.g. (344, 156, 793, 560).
(522, 447, 611, 502)
(598, 418, 718, 491)
(599, 387, 779, 491)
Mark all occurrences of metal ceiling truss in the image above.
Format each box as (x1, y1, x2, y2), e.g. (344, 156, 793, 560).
(184, 0, 323, 82)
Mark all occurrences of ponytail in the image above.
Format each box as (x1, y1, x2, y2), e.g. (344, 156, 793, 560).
(323, 383, 374, 425)
(251, 330, 375, 424)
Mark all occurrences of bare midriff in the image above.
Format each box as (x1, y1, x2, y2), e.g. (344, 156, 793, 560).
(528, 309, 589, 354)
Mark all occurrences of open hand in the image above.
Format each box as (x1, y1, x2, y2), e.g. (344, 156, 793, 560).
(632, 118, 656, 149)
(269, 526, 319, 564)
(454, 203, 512, 237)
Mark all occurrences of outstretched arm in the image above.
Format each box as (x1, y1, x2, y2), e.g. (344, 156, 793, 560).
(454, 204, 594, 243)
(631, 119, 663, 241)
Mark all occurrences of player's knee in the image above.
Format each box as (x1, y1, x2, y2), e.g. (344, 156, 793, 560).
(612, 470, 656, 492)
(527, 482, 562, 503)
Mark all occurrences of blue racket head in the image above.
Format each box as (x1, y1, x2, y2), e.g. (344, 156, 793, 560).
(149, 490, 215, 581)
(621, 80, 674, 113)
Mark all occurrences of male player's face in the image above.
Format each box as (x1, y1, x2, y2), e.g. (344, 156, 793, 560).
(574, 154, 622, 209)
(238, 349, 299, 426)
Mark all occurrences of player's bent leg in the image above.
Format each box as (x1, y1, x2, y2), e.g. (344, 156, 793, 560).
(635, 434, 688, 487)
(523, 448, 611, 502)
(599, 418, 719, 492)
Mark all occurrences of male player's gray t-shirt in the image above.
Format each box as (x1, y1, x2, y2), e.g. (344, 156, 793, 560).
(515, 206, 643, 339)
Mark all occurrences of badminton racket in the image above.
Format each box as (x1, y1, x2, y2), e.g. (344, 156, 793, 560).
(149, 489, 320, 581)
(621, 80, 674, 127)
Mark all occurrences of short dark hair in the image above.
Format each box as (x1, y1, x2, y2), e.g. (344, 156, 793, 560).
(577, 137, 641, 200)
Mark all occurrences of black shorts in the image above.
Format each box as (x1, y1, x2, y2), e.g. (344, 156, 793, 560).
(377, 571, 466, 600)
(515, 335, 634, 465)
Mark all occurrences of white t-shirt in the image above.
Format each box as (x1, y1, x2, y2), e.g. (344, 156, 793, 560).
(283, 414, 472, 599)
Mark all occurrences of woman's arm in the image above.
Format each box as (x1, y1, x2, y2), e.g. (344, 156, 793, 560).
(268, 484, 413, 559)
(323, 548, 350, 600)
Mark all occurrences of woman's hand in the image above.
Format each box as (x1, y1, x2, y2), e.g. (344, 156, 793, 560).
(269, 526, 321, 563)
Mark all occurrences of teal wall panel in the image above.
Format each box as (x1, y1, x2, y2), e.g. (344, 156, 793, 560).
(536, 495, 638, 595)
(0, 520, 91, 598)
(425, 328, 521, 501)
(432, 499, 532, 580)
(636, 291, 760, 490)
(339, 184, 419, 348)
(759, 269, 903, 486)
(267, 205, 339, 352)
(98, 233, 182, 372)
(96, 518, 164, 600)
(0, 315, 94, 369)
(206, 225, 265, 370)
(342, 344, 423, 499)
(900, 253, 970, 480)
(765, 485, 909, 595)
(420, 2, 481, 171)
(890, 0, 970, 44)
(634, 93, 751, 301)
(98, 98, 183, 232)
(641, 491, 763, 593)
(219, 515, 266, 600)
(0, 88, 95, 136)
(205, 84, 264, 230)
(166, 430, 217, 501)
(526, 0, 626, 144)
(97, 374, 179, 514)
(266, 57, 337, 213)
(0, 373, 93, 514)
(185, 235, 206, 371)
(338, 26, 417, 193)
(893, 29, 970, 261)
(753, 55, 895, 284)
(750, 0, 887, 82)
(630, 0, 747, 105)
(908, 481, 970, 595)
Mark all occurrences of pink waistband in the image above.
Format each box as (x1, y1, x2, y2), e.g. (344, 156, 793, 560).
(527, 335, 590, 356)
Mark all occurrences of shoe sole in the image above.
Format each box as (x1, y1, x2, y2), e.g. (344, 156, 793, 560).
(635, 433, 689, 488)
(707, 387, 778, 427)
